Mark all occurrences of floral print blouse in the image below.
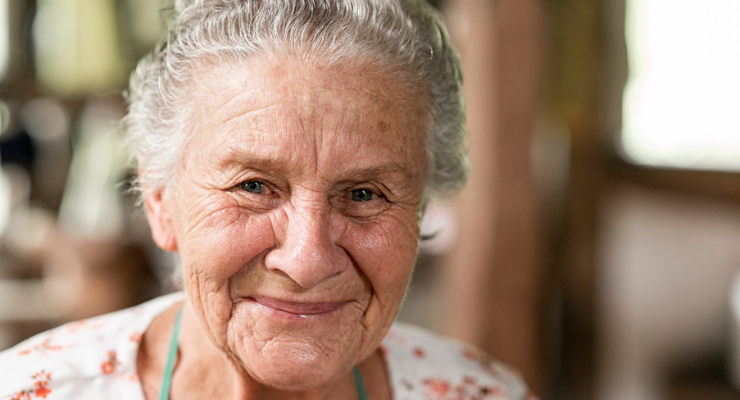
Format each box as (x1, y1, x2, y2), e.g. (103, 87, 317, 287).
(0, 293, 536, 400)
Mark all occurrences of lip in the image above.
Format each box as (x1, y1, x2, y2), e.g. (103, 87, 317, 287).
(249, 296, 348, 316)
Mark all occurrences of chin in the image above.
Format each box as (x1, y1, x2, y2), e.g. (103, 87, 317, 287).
(237, 340, 356, 391)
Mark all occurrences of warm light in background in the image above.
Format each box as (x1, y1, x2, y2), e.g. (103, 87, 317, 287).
(622, 0, 740, 170)
(34, 0, 123, 96)
(0, 0, 9, 81)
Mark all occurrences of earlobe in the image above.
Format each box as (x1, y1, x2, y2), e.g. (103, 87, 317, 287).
(144, 190, 178, 252)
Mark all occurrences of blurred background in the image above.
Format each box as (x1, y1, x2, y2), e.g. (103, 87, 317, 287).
(0, 0, 739, 399)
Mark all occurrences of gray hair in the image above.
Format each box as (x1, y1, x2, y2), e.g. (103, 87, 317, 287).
(124, 0, 469, 202)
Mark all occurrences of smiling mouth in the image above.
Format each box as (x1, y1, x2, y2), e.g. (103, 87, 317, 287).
(249, 296, 348, 316)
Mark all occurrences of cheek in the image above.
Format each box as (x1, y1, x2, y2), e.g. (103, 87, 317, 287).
(177, 199, 274, 307)
(344, 213, 420, 306)
(178, 197, 277, 280)
(176, 195, 280, 347)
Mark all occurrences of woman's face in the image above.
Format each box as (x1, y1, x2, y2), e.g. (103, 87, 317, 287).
(145, 55, 428, 389)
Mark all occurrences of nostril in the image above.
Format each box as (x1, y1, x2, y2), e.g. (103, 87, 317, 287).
(260, 199, 353, 285)
(263, 216, 347, 288)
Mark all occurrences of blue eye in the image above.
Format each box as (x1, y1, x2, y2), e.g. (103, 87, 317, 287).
(350, 188, 374, 202)
(240, 181, 264, 194)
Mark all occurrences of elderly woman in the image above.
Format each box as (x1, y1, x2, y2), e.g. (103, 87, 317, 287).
(0, 0, 535, 399)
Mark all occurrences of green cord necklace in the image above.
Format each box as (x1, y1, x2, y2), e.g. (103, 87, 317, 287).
(156, 307, 183, 400)
(156, 308, 369, 400)
(353, 365, 370, 400)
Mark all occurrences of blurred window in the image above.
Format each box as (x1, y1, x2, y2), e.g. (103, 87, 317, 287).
(622, 0, 740, 171)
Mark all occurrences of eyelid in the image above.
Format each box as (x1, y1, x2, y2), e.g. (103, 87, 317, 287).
(361, 183, 389, 198)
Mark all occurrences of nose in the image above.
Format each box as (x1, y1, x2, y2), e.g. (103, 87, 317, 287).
(264, 201, 348, 288)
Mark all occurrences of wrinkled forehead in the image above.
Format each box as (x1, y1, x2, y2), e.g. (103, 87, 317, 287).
(193, 49, 427, 105)
(187, 53, 427, 133)
(179, 53, 430, 180)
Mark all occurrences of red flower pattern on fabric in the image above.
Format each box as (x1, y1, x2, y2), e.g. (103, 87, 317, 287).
(65, 320, 103, 333)
(32, 387, 49, 399)
(17, 339, 63, 357)
(8, 371, 52, 400)
(423, 378, 452, 399)
(461, 346, 517, 382)
(129, 332, 143, 343)
(422, 375, 510, 400)
(100, 350, 120, 375)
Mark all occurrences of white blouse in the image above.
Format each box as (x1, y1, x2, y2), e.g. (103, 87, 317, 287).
(0, 293, 535, 400)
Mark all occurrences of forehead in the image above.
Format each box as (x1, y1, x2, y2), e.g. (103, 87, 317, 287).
(183, 54, 429, 179)
(191, 54, 426, 122)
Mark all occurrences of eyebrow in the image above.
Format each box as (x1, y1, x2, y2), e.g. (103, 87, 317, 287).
(213, 145, 291, 175)
(334, 164, 417, 183)
(214, 146, 416, 183)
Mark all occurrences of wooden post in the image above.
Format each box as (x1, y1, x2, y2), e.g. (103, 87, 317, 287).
(441, 0, 546, 393)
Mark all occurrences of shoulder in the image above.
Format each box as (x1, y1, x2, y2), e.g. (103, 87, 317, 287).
(0, 292, 184, 399)
(382, 323, 537, 400)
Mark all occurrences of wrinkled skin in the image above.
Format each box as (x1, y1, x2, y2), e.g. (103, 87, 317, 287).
(143, 54, 428, 398)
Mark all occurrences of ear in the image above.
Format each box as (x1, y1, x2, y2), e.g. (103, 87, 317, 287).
(144, 189, 178, 252)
